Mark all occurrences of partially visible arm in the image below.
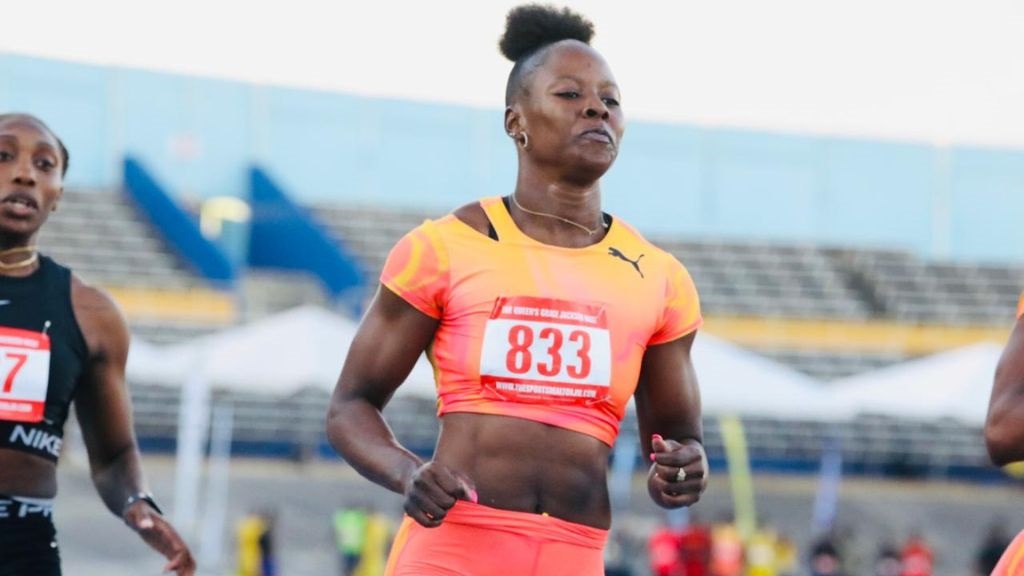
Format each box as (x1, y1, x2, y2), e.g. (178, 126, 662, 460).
(327, 286, 474, 527)
(986, 318, 1024, 465)
(72, 282, 148, 515)
(326, 285, 438, 494)
(72, 280, 194, 575)
(635, 332, 703, 453)
(634, 332, 707, 508)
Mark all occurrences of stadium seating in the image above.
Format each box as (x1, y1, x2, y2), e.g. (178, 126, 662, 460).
(657, 239, 873, 320)
(37, 190, 235, 344)
(126, 384, 990, 477)
(315, 202, 1023, 325)
(313, 203, 445, 281)
(43, 192, 1018, 378)
(40, 191, 1011, 474)
(828, 247, 1024, 325)
(311, 201, 1021, 380)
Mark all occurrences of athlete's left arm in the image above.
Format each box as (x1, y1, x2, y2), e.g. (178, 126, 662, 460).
(986, 317, 1024, 465)
(634, 331, 707, 508)
(72, 280, 195, 575)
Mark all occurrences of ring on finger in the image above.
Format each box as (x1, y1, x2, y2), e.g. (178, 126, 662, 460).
(675, 467, 687, 482)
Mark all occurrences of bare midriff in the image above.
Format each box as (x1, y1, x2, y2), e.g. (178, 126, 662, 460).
(435, 412, 613, 529)
(0, 449, 57, 498)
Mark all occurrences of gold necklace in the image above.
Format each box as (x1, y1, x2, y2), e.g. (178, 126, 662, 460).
(0, 245, 39, 271)
(511, 193, 608, 236)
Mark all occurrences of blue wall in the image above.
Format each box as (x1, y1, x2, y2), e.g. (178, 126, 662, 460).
(2, 54, 1021, 264)
(248, 167, 364, 306)
(124, 157, 237, 284)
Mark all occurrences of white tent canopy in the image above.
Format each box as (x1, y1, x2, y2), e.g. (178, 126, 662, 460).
(829, 342, 1003, 425)
(125, 336, 168, 382)
(691, 333, 849, 421)
(128, 305, 846, 420)
(127, 305, 436, 398)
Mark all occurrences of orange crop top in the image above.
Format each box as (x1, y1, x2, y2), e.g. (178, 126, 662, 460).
(381, 197, 702, 446)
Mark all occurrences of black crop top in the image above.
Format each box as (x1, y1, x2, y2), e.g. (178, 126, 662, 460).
(0, 256, 89, 461)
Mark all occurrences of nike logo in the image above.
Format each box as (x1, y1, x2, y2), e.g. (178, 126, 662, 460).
(608, 247, 644, 278)
(0, 300, 9, 306)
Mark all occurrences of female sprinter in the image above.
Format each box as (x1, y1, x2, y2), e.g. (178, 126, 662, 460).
(327, 6, 707, 575)
(0, 113, 194, 575)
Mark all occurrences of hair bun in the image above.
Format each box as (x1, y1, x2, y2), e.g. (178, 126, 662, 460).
(498, 4, 595, 62)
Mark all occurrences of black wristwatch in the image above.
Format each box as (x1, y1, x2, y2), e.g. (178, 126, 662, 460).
(123, 492, 164, 516)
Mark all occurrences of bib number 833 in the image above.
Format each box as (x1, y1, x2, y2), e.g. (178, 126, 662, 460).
(505, 324, 592, 379)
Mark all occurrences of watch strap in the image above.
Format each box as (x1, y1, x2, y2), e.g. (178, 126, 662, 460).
(123, 492, 163, 516)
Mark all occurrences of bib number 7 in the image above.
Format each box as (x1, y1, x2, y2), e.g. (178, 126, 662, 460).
(2, 352, 28, 393)
(0, 327, 51, 423)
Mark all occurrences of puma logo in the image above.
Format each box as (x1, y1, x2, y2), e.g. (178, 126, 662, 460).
(608, 247, 644, 278)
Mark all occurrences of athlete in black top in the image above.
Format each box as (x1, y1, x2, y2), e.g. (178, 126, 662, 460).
(0, 114, 194, 575)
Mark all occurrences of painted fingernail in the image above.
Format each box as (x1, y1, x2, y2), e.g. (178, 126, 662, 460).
(650, 453, 656, 461)
(652, 434, 663, 442)
(468, 489, 478, 503)
(140, 518, 154, 529)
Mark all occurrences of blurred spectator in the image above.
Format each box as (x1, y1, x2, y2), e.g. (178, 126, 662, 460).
(746, 527, 778, 576)
(258, 509, 278, 576)
(333, 507, 368, 575)
(353, 510, 391, 576)
(975, 522, 1011, 576)
(679, 514, 713, 576)
(774, 531, 798, 576)
(710, 518, 744, 576)
(873, 542, 902, 576)
(808, 532, 843, 576)
(900, 532, 933, 576)
(648, 522, 683, 576)
(236, 511, 267, 576)
(604, 527, 636, 576)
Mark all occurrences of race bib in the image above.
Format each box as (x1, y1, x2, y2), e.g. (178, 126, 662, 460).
(479, 296, 612, 405)
(0, 327, 51, 423)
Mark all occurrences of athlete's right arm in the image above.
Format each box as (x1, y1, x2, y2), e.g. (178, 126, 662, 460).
(986, 317, 1024, 465)
(326, 286, 472, 526)
(327, 285, 436, 491)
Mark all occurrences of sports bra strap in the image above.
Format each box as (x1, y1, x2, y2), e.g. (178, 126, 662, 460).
(479, 196, 521, 242)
